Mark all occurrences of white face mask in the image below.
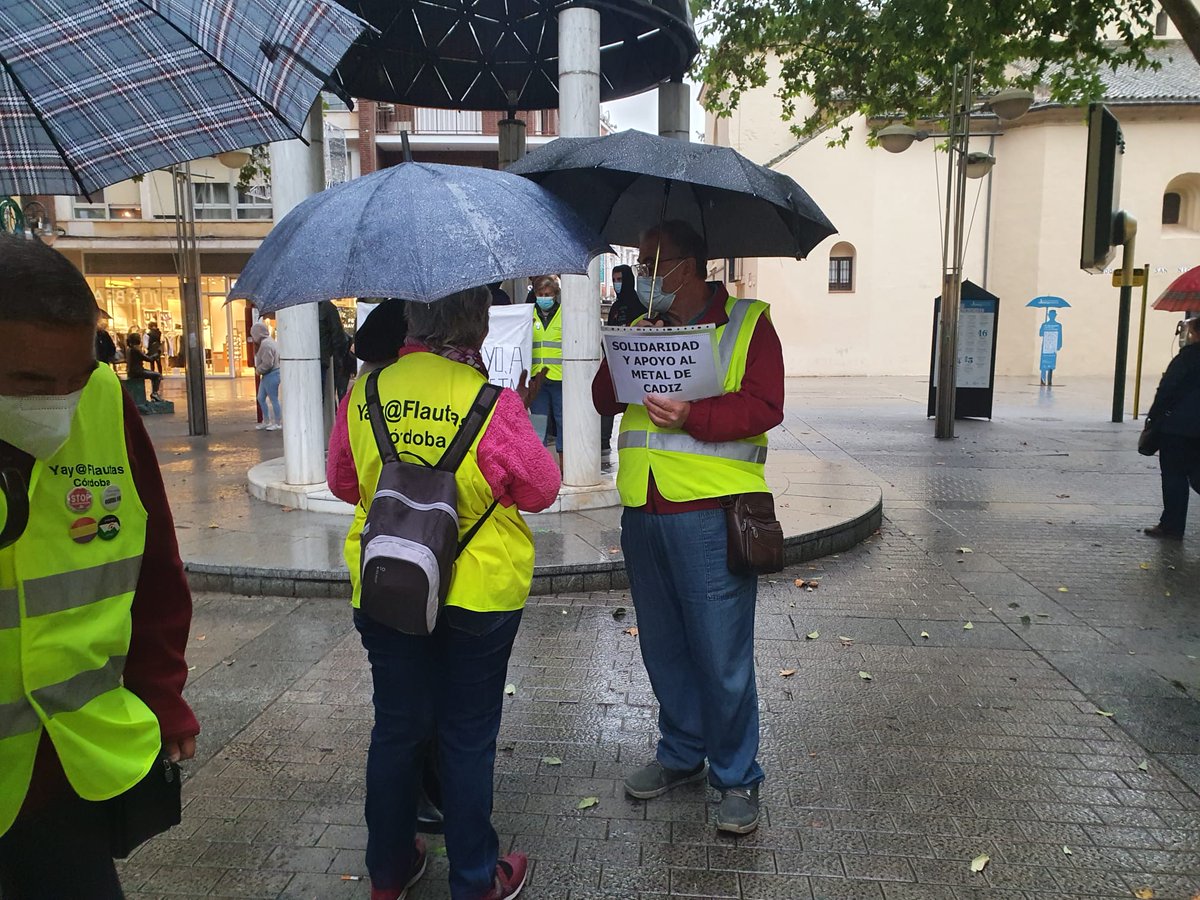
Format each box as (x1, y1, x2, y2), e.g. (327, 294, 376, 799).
(635, 259, 686, 315)
(0, 389, 83, 460)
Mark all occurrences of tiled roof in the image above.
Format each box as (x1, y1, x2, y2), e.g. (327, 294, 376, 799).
(1030, 41, 1200, 106)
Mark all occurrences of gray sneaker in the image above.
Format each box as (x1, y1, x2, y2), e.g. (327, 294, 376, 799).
(715, 785, 760, 834)
(624, 760, 707, 799)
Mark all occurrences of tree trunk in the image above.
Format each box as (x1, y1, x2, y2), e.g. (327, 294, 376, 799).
(1162, 0, 1200, 65)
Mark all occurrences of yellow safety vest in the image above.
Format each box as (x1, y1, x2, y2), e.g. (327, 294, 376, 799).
(0, 365, 159, 837)
(617, 296, 771, 506)
(532, 304, 563, 381)
(343, 352, 535, 613)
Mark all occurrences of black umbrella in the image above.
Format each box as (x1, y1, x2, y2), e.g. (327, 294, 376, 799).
(331, 0, 697, 110)
(506, 129, 837, 260)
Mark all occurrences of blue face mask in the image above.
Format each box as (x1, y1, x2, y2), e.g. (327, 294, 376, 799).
(535, 295, 556, 311)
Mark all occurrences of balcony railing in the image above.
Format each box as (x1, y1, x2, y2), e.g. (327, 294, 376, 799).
(375, 104, 558, 137)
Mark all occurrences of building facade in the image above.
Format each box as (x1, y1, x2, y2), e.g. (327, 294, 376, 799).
(708, 37, 1200, 384)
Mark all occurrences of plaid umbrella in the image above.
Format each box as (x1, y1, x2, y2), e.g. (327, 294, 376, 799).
(1153, 267, 1200, 312)
(0, 0, 367, 197)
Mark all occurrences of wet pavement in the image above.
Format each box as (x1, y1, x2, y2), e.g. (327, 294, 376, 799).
(123, 374, 1200, 899)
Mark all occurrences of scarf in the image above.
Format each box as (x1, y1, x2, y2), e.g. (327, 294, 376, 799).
(403, 338, 489, 379)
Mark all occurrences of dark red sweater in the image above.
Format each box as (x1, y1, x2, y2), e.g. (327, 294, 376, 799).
(592, 283, 786, 513)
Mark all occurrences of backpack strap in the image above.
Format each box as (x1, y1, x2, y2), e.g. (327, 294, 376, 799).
(456, 497, 499, 557)
(437, 382, 502, 473)
(363, 368, 400, 466)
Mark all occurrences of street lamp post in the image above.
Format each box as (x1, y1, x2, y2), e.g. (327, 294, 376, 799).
(876, 68, 1033, 439)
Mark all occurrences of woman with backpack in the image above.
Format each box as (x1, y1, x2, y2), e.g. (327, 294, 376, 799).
(331, 287, 559, 900)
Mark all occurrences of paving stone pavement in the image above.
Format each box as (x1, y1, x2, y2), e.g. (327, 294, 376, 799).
(121, 376, 1200, 899)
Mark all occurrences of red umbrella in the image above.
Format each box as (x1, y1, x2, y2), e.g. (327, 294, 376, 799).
(1153, 266, 1200, 312)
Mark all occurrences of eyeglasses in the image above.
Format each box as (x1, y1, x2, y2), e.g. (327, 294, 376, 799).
(636, 257, 685, 276)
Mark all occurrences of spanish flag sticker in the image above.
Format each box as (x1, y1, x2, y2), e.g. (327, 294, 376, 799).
(70, 517, 98, 544)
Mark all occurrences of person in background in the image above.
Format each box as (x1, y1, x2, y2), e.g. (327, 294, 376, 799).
(488, 281, 511, 306)
(1145, 316, 1200, 539)
(337, 288, 559, 900)
(125, 332, 163, 401)
(592, 220, 784, 835)
(251, 321, 282, 431)
(146, 321, 163, 374)
(95, 310, 117, 366)
(0, 234, 198, 899)
(530, 275, 564, 467)
(601, 264, 639, 457)
(319, 299, 353, 401)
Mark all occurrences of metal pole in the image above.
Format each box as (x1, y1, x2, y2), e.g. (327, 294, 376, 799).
(1112, 228, 1136, 423)
(935, 61, 972, 439)
(1132, 263, 1150, 419)
(173, 163, 208, 436)
(981, 134, 995, 291)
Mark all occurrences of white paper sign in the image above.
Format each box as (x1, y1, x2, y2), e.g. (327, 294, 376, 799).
(602, 324, 722, 404)
(1041, 331, 1059, 354)
(482, 305, 533, 391)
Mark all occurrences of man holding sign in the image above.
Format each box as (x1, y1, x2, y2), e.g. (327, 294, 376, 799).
(592, 221, 785, 834)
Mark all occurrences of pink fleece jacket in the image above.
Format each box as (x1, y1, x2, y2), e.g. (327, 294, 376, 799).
(327, 360, 560, 513)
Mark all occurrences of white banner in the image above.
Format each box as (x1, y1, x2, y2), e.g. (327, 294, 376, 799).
(482, 305, 533, 391)
(601, 324, 722, 404)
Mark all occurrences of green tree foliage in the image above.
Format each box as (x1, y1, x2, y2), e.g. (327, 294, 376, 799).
(695, 0, 1172, 141)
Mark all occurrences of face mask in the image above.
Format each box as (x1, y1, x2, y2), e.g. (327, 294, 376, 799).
(535, 296, 556, 311)
(636, 275, 677, 313)
(612, 279, 622, 292)
(0, 389, 83, 460)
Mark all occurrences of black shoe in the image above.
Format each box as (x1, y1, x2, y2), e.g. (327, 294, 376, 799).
(1144, 525, 1184, 540)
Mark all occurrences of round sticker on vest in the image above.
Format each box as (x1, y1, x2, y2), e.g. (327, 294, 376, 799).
(70, 517, 98, 544)
(101, 484, 122, 511)
(97, 514, 121, 541)
(66, 486, 93, 513)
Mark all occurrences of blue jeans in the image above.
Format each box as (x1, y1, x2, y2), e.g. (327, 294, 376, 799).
(530, 377, 563, 452)
(257, 368, 281, 423)
(621, 506, 764, 790)
(354, 607, 522, 899)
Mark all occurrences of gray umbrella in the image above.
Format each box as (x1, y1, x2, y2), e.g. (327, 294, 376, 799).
(0, 0, 366, 196)
(228, 158, 610, 311)
(506, 129, 837, 259)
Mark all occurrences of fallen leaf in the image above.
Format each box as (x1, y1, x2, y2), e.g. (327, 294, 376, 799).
(624, 626, 639, 637)
(1095, 709, 1115, 718)
(196, 634, 206, 641)
(1007, 602, 1021, 609)
(576, 796, 599, 810)
(504, 683, 516, 696)
(542, 756, 563, 766)
(920, 631, 930, 639)
(858, 671, 872, 681)
(969, 853, 989, 873)
(963, 622, 975, 630)
(1058, 586, 1069, 593)
(794, 578, 806, 587)
(608, 546, 620, 554)
(957, 547, 973, 554)
(1062, 845, 1072, 856)
(838, 635, 854, 643)
(780, 668, 797, 677)
(1019, 615, 1032, 626)
(1133, 889, 1154, 899)
(432, 846, 448, 857)
(1138, 760, 1149, 772)
(207, 523, 219, 529)
(805, 631, 820, 640)
(612, 607, 627, 620)
(1140, 562, 1150, 570)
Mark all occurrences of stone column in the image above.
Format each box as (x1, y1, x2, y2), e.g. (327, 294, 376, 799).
(558, 5, 602, 489)
(658, 79, 690, 141)
(271, 102, 327, 485)
(498, 116, 527, 169)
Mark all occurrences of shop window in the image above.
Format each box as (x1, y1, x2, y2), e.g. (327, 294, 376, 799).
(828, 241, 856, 292)
(1163, 174, 1200, 233)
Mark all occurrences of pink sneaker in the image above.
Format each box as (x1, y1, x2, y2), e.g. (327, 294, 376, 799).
(369, 837, 428, 900)
(479, 852, 528, 900)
